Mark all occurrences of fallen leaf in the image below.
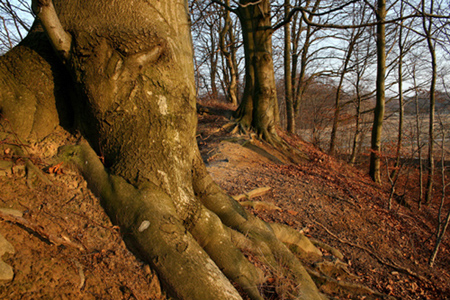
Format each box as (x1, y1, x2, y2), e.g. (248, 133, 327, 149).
(287, 210, 298, 216)
(49, 162, 64, 174)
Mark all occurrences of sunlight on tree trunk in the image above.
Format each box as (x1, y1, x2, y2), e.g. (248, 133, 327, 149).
(284, 0, 294, 134)
(369, 0, 386, 183)
(235, 0, 279, 142)
(0, 0, 327, 299)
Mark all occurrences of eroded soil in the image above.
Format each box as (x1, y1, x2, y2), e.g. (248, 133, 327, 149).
(0, 105, 449, 299)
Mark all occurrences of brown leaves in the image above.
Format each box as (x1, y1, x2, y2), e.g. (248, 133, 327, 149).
(48, 162, 64, 175)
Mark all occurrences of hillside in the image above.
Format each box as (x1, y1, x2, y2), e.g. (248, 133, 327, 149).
(1, 103, 449, 299)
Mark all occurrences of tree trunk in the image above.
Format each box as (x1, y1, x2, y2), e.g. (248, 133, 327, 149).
(329, 30, 358, 155)
(209, 28, 219, 100)
(219, 0, 238, 106)
(350, 84, 362, 165)
(413, 74, 424, 208)
(369, 0, 386, 183)
(391, 0, 405, 179)
(284, 0, 295, 133)
(422, 0, 436, 205)
(0, 1, 325, 299)
(429, 126, 450, 267)
(235, 0, 279, 142)
(292, 0, 320, 130)
(0, 24, 74, 141)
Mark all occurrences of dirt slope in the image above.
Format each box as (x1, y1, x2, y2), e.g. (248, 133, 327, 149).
(0, 106, 449, 299)
(197, 109, 450, 300)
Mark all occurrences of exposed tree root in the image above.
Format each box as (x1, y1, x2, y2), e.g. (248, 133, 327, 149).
(271, 223, 393, 299)
(270, 223, 323, 259)
(59, 142, 246, 300)
(193, 151, 326, 300)
(307, 268, 393, 299)
(190, 206, 265, 300)
(220, 120, 248, 136)
(193, 149, 393, 299)
(196, 103, 234, 119)
(232, 187, 281, 212)
(56, 141, 387, 300)
(57, 141, 328, 299)
(219, 118, 309, 165)
(310, 238, 345, 261)
(1, 142, 53, 186)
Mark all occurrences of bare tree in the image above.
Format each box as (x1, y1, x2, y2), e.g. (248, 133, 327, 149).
(348, 37, 376, 165)
(284, 0, 294, 132)
(0, 0, 32, 53)
(191, 1, 223, 101)
(219, 0, 240, 105)
(329, 3, 368, 155)
(429, 118, 450, 267)
(368, 0, 387, 183)
(421, 0, 437, 204)
(289, 0, 322, 134)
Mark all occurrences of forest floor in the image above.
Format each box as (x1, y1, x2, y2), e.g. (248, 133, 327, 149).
(0, 102, 449, 299)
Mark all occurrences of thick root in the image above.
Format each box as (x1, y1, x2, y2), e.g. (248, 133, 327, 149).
(191, 206, 264, 300)
(310, 239, 345, 261)
(270, 223, 322, 259)
(192, 151, 326, 300)
(307, 267, 393, 299)
(58, 142, 244, 300)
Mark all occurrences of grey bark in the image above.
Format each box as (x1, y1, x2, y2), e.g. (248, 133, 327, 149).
(369, 0, 386, 183)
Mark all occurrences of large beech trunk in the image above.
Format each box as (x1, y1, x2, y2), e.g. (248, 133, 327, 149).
(234, 0, 279, 142)
(0, 1, 325, 299)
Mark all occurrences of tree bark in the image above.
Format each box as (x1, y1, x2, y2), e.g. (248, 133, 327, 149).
(0, 22, 74, 141)
(235, 0, 279, 142)
(209, 27, 219, 101)
(329, 28, 360, 155)
(413, 70, 424, 208)
(350, 83, 362, 165)
(285, 0, 295, 133)
(291, 0, 320, 132)
(219, 0, 239, 106)
(391, 0, 405, 179)
(369, 0, 386, 183)
(1, 1, 325, 299)
(422, 0, 436, 205)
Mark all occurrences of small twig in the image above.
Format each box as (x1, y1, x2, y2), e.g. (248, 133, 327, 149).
(233, 186, 272, 200)
(0, 115, 31, 156)
(239, 201, 281, 212)
(72, 259, 85, 289)
(0, 210, 85, 251)
(70, 211, 121, 234)
(312, 219, 430, 283)
(0, 115, 52, 186)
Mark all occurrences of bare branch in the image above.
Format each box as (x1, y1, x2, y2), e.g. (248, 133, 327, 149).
(32, 0, 72, 61)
